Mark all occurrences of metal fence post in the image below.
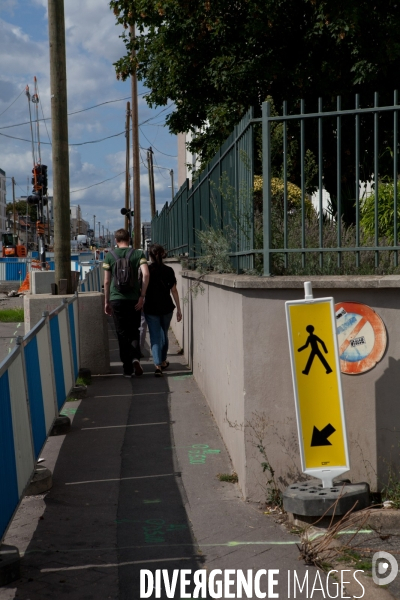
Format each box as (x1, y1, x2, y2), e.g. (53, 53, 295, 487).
(262, 101, 272, 276)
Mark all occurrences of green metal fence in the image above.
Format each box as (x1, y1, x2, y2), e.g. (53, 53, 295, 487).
(152, 92, 400, 276)
(262, 92, 400, 276)
(151, 109, 257, 272)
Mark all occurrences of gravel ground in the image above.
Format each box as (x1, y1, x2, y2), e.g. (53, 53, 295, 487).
(0, 293, 25, 310)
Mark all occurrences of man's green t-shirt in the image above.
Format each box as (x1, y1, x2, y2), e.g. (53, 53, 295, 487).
(103, 247, 147, 301)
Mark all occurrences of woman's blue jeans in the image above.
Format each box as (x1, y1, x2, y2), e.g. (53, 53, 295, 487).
(145, 312, 173, 366)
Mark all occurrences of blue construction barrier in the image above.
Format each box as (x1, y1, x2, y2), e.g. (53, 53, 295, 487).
(0, 295, 79, 543)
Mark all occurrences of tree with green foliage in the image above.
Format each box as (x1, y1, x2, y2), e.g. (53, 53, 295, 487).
(6, 201, 37, 223)
(110, 0, 400, 224)
(111, 0, 400, 155)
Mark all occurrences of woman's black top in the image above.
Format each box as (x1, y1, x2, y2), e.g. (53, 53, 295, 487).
(144, 263, 177, 315)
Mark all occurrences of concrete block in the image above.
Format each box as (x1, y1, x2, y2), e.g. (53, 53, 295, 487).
(367, 509, 400, 532)
(50, 415, 71, 435)
(283, 479, 370, 516)
(24, 292, 110, 375)
(0, 544, 20, 585)
(25, 466, 53, 496)
(30, 270, 55, 294)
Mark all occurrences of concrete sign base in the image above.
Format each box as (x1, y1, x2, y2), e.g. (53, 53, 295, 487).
(283, 479, 369, 516)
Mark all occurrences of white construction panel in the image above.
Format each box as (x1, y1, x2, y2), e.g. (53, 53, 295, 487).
(73, 299, 80, 367)
(58, 309, 74, 396)
(8, 354, 35, 496)
(36, 326, 57, 432)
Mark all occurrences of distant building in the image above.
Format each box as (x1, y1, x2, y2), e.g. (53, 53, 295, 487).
(0, 168, 7, 235)
(177, 132, 201, 189)
(70, 205, 89, 237)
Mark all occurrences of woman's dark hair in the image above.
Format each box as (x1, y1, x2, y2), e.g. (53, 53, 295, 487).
(149, 244, 167, 266)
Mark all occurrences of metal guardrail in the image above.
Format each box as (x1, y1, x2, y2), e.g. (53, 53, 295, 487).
(78, 262, 103, 292)
(0, 294, 79, 543)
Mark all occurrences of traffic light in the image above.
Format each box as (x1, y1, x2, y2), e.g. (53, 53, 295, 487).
(27, 193, 40, 205)
(31, 164, 48, 196)
(121, 207, 133, 217)
(40, 165, 48, 197)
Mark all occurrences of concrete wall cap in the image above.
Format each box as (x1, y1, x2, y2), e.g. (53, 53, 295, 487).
(181, 271, 400, 289)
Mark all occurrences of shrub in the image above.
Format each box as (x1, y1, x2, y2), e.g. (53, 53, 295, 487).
(360, 181, 400, 243)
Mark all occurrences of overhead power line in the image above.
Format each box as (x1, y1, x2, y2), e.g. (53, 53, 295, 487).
(0, 94, 164, 131)
(70, 170, 126, 193)
(139, 126, 177, 157)
(0, 130, 125, 146)
(0, 88, 25, 118)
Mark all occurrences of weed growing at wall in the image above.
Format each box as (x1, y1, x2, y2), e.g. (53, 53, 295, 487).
(381, 464, 400, 508)
(225, 408, 303, 507)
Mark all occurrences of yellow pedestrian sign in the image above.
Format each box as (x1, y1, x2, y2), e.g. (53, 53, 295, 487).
(285, 282, 349, 488)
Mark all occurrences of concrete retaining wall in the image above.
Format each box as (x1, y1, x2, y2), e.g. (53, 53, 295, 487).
(24, 292, 110, 375)
(172, 266, 400, 501)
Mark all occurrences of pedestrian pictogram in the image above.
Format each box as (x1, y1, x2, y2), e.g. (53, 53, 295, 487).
(298, 325, 332, 375)
(286, 282, 349, 488)
(335, 301, 387, 375)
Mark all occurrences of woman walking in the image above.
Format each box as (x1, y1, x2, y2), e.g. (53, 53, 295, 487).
(144, 244, 182, 376)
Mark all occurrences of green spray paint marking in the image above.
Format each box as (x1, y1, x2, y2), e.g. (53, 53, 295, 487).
(115, 518, 188, 543)
(188, 444, 220, 464)
(143, 499, 162, 504)
(60, 407, 77, 416)
(142, 519, 188, 544)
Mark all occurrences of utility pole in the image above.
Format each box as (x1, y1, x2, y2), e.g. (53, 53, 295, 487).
(147, 147, 156, 218)
(98, 221, 101, 245)
(46, 201, 50, 248)
(130, 24, 141, 249)
(12, 177, 16, 237)
(170, 169, 175, 202)
(125, 101, 131, 232)
(48, 0, 71, 292)
(102, 225, 104, 241)
(26, 176, 29, 246)
(93, 215, 96, 241)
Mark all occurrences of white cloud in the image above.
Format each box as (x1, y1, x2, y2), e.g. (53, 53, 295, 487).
(0, 1, 177, 238)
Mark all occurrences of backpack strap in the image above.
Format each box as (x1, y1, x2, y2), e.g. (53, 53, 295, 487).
(110, 249, 134, 262)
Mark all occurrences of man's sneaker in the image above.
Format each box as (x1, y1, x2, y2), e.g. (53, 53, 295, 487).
(123, 372, 133, 378)
(133, 360, 143, 376)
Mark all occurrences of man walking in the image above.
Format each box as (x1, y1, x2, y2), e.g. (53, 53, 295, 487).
(103, 229, 149, 377)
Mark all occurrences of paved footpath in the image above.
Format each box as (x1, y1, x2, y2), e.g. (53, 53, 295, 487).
(0, 319, 326, 600)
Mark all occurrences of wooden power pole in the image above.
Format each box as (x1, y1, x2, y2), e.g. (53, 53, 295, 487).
(130, 24, 141, 249)
(147, 147, 156, 218)
(12, 177, 16, 236)
(48, 0, 71, 293)
(125, 101, 131, 232)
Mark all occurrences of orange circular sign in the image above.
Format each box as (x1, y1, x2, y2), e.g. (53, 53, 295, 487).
(335, 302, 387, 375)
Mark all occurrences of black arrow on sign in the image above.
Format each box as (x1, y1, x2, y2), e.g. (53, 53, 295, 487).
(311, 424, 336, 446)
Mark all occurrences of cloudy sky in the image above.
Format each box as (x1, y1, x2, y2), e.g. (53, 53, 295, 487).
(0, 0, 178, 237)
